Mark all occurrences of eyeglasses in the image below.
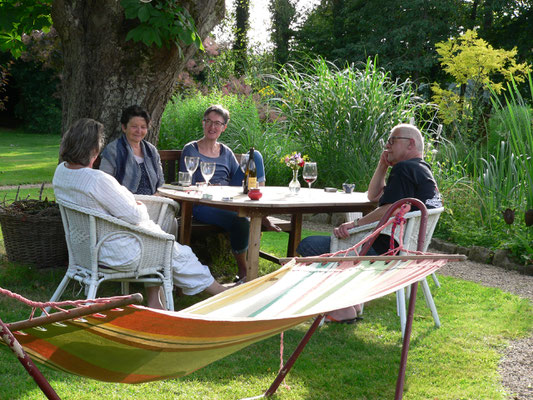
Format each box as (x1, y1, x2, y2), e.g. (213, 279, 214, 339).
(386, 136, 412, 145)
(203, 118, 225, 128)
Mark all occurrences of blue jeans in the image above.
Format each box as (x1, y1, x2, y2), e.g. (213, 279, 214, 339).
(297, 235, 378, 256)
(193, 205, 249, 253)
(297, 235, 331, 256)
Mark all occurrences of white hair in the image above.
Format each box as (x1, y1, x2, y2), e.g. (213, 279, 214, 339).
(391, 123, 424, 153)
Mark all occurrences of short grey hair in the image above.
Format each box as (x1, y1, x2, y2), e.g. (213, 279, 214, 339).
(60, 118, 105, 166)
(391, 123, 424, 153)
(203, 104, 230, 124)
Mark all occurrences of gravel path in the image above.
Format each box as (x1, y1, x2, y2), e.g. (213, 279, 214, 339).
(439, 260, 533, 400)
(302, 219, 533, 400)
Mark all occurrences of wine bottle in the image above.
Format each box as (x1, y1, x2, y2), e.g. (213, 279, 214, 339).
(243, 147, 257, 194)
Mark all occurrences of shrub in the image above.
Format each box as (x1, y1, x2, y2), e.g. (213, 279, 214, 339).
(10, 60, 61, 134)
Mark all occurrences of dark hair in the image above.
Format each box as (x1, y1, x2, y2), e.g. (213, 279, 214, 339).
(60, 118, 105, 166)
(120, 105, 151, 126)
(203, 104, 230, 124)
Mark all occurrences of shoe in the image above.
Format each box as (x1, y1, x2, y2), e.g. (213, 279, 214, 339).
(324, 315, 362, 324)
(233, 275, 246, 284)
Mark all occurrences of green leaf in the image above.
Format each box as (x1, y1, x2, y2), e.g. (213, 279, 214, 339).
(121, 0, 141, 19)
(137, 5, 151, 23)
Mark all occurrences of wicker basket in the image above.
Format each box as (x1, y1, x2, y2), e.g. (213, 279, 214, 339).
(0, 201, 68, 268)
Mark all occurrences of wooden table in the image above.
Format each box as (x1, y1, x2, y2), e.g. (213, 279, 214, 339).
(158, 185, 375, 280)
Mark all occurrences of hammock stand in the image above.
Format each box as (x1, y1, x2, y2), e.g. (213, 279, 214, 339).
(1, 198, 465, 400)
(265, 197, 431, 399)
(0, 292, 143, 400)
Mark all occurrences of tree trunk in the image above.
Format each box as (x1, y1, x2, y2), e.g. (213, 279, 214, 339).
(51, 0, 225, 145)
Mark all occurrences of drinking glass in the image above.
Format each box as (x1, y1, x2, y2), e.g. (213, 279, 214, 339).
(178, 171, 192, 186)
(200, 161, 216, 186)
(302, 162, 318, 189)
(239, 153, 249, 173)
(184, 156, 200, 175)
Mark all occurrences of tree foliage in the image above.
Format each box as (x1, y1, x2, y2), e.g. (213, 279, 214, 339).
(293, 0, 532, 83)
(464, 0, 533, 65)
(0, 0, 53, 58)
(121, 0, 203, 53)
(0, 0, 204, 58)
(268, 0, 297, 66)
(431, 29, 531, 138)
(233, 0, 250, 75)
(294, 0, 461, 82)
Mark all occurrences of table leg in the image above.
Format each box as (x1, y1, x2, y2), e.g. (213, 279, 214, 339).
(246, 215, 263, 281)
(287, 213, 303, 257)
(179, 202, 193, 245)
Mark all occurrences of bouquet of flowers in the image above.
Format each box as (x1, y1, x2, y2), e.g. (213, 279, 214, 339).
(281, 151, 309, 170)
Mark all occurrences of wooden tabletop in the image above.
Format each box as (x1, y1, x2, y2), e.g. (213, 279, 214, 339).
(158, 185, 376, 280)
(158, 185, 374, 214)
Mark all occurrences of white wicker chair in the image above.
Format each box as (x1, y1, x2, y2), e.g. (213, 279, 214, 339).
(331, 206, 444, 337)
(134, 194, 179, 237)
(49, 199, 176, 310)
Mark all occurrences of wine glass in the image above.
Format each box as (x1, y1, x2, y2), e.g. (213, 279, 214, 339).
(239, 153, 249, 173)
(184, 156, 200, 176)
(200, 161, 216, 186)
(302, 162, 317, 189)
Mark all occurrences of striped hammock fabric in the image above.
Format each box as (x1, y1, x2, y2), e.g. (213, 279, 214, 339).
(8, 256, 448, 383)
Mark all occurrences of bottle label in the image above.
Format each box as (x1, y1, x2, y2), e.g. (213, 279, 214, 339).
(248, 176, 257, 189)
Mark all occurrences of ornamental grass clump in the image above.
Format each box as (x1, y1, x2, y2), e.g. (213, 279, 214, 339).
(266, 56, 435, 189)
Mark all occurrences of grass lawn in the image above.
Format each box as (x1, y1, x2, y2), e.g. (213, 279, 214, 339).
(1, 247, 531, 399)
(1, 132, 532, 399)
(0, 128, 60, 186)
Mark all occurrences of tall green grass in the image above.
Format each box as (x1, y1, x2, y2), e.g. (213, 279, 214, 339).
(265, 57, 436, 189)
(488, 73, 533, 210)
(159, 91, 263, 152)
(158, 91, 295, 186)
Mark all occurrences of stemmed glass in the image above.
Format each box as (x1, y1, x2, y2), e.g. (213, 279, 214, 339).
(200, 161, 216, 186)
(184, 156, 200, 177)
(302, 162, 318, 189)
(239, 153, 249, 174)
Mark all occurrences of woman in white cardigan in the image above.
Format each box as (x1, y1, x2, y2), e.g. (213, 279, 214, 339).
(54, 118, 226, 309)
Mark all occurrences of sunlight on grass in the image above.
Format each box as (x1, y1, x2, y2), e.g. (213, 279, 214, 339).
(0, 131, 60, 185)
(2, 161, 56, 172)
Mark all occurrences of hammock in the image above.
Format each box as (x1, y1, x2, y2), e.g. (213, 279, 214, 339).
(0, 198, 466, 400)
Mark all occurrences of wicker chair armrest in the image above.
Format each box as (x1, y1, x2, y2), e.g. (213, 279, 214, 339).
(134, 194, 179, 235)
(57, 199, 174, 241)
(134, 194, 179, 212)
(89, 210, 174, 275)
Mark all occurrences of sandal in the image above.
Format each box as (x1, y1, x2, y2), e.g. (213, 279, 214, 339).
(324, 315, 362, 325)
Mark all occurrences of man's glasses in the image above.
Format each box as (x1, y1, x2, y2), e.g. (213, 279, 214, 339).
(386, 136, 412, 145)
(203, 119, 225, 128)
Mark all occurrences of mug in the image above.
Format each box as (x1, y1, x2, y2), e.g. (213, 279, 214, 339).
(342, 183, 355, 193)
(178, 171, 192, 186)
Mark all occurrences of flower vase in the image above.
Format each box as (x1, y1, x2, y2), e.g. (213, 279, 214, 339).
(289, 169, 301, 194)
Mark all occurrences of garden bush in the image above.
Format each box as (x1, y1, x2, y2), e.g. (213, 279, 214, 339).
(9, 60, 61, 134)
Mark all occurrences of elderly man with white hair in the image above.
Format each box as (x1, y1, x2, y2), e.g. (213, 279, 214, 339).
(296, 123, 442, 323)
